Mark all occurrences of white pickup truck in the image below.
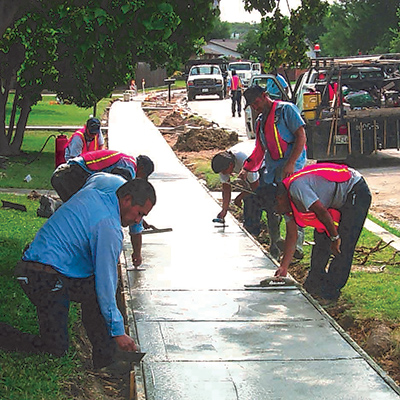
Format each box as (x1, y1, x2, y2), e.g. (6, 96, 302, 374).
(228, 61, 262, 87)
(186, 64, 225, 101)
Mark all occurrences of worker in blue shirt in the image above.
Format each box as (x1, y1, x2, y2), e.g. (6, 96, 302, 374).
(0, 173, 156, 373)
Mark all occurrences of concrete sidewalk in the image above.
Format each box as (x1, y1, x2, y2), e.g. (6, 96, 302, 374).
(108, 98, 400, 399)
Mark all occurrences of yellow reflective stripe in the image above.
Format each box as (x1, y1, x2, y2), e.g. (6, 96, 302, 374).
(286, 166, 349, 185)
(86, 152, 121, 166)
(274, 124, 283, 158)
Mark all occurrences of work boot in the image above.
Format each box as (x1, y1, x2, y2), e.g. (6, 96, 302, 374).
(238, 112, 241, 117)
(232, 112, 235, 117)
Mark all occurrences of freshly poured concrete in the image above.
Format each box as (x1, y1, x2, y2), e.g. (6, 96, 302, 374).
(108, 100, 400, 399)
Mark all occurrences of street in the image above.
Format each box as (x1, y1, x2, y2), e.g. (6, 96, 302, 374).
(187, 94, 400, 228)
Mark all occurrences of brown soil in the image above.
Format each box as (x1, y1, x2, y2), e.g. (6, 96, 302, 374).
(144, 91, 400, 388)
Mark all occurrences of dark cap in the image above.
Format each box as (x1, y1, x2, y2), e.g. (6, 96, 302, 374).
(86, 117, 101, 135)
(136, 155, 154, 179)
(243, 85, 264, 109)
(211, 151, 235, 173)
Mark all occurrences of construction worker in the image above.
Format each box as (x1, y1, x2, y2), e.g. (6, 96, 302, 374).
(49, 150, 154, 268)
(227, 70, 243, 117)
(274, 163, 371, 301)
(211, 142, 260, 234)
(239, 85, 307, 260)
(64, 117, 105, 161)
(51, 149, 154, 202)
(0, 175, 156, 374)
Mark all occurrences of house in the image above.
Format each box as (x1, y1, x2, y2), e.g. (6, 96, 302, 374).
(201, 39, 243, 60)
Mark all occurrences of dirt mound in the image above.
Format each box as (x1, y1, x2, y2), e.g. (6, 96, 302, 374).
(173, 128, 238, 152)
(161, 111, 186, 127)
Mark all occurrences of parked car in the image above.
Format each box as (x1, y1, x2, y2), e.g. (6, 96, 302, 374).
(186, 64, 225, 101)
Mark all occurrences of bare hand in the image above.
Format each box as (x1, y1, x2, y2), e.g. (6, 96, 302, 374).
(115, 334, 137, 352)
(132, 253, 143, 267)
(274, 266, 288, 277)
(238, 169, 248, 181)
(217, 209, 227, 219)
(282, 161, 295, 179)
(330, 238, 341, 256)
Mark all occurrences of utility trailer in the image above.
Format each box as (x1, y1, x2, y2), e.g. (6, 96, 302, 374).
(296, 54, 400, 160)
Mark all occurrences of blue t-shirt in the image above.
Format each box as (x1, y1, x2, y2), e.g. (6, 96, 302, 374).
(260, 102, 307, 184)
(23, 173, 127, 336)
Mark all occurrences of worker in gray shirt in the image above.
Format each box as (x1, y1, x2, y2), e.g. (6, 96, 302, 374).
(273, 163, 371, 302)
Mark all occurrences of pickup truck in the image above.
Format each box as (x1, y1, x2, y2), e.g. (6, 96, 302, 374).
(186, 64, 225, 101)
(245, 54, 400, 161)
(228, 61, 261, 87)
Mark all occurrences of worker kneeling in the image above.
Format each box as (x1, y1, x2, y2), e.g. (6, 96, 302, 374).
(0, 174, 156, 374)
(271, 163, 371, 302)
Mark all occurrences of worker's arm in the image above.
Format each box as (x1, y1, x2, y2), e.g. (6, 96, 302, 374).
(234, 179, 259, 208)
(309, 200, 341, 256)
(275, 218, 298, 277)
(282, 125, 307, 179)
(218, 182, 231, 219)
(130, 232, 143, 267)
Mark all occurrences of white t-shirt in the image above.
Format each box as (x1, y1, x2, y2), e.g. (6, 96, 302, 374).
(219, 141, 259, 184)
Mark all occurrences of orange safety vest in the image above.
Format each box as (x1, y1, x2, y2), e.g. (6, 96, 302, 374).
(255, 101, 288, 161)
(283, 163, 352, 234)
(67, 127, 99, 155)
(82, 150, 136, 171)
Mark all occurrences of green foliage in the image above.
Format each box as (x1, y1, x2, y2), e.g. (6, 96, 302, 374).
(319, 0, 399, 57)
(240, 0, 328, 69)
(0, 0, 218, 155)
(206, 19, 231, 40)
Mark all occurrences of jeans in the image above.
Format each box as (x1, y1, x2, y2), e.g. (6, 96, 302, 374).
(51, 163, 90, 202)
(231, 90, 242, 115)
(2, 261, 116, 368)
(305, 178, 371, 299)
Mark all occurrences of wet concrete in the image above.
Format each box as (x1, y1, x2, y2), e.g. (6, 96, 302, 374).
(109, 98, 400, 399)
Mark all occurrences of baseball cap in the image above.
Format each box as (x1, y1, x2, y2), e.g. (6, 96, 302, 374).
(211, 151, 234, 173)
(243, 85, 264, 109)
(86, 117, 101, 135)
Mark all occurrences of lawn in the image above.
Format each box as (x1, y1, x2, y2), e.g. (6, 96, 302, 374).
(0, 194, 82, 400)
(2, 95, 113, 190)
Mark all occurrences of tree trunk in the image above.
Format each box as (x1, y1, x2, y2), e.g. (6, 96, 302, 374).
(7, 87, 19, 144)
(9, 98, 32, 154)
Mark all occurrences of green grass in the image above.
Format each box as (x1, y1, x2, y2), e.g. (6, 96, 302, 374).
(2, 95, 113, 190)
(368, 213, 400, 238)
(6, 94, 111, 127)
(0, 194, 82, 400)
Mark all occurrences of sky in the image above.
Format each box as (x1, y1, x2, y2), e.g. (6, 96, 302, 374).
(219, 0, 302, 23)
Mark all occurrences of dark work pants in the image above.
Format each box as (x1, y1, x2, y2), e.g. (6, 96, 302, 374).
(231, 90, 242, 115)
(51, 163, 90, 202)
(0, 261, 116, 368)
(305, 178, 371, 299)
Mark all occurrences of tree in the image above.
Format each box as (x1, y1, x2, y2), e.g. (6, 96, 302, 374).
(239, 0, 328, 70)
(206, 19, 231, 40)
(0, 0, 218, 155)
(319, 0, 399, 57)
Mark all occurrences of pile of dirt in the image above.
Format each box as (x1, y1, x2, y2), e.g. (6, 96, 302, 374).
(161, 110, 186, 127)
(174, 128, 238, 152)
